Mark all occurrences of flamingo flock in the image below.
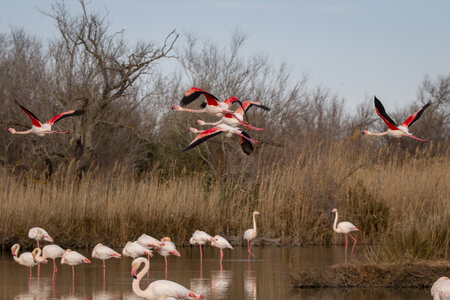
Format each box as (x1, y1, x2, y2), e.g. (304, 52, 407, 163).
(7, 94, 444, 298)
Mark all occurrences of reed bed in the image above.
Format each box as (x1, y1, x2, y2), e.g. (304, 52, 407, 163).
(1, 141, 448, 262)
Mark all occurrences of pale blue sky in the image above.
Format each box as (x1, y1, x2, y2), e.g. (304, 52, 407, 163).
(1, 1, 449, 109)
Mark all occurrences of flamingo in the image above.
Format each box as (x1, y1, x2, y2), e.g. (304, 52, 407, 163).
(61, 249, 91, 281)
(92, 243, 121, 269)
(42, 244, 65, 278)
(131, 257, 204, 299)
(211, 235, 233, 268)
(431, 277, 450, 300)
(9, 100, 84, 136)
(172, 87, 242, 118)
(11, 244, 48, 277)
(137, 234, 163, 249)
(331, 208, 360, 264)
(243, 211, 260, 258)
(28, 227, 53, 248)
(184, 124, 258, 155)
(197, 100, 270, 131)
(190, 230, 215, 260)
(156, 237, 181, 279)
(122, 241, 154, 259)
(362, 96, 431, 141)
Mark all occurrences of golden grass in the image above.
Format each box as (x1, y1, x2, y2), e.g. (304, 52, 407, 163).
(0, 140, 448, 262)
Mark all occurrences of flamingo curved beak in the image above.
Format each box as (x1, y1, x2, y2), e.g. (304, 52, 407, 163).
(131, 267, 137, 279)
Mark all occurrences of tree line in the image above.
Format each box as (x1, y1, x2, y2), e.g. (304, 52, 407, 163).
(0, 1, 448, 177)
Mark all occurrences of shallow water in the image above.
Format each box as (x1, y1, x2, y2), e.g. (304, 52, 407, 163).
(1, 246, 430, 299)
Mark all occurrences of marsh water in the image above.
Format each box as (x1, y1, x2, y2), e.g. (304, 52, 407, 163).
(1, 246, 429, 299)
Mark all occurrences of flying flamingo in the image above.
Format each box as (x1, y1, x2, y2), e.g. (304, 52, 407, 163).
(431, 277, 450, 300)
(197, 100, 270, 131)
(172, 87, 242, 118)
(190, 230, 215, 260)
(131, 257, 204, 299)
(211, 235, 233, 270)
(8, 100, 84, 136)
(61, 249, 91, 282)
(331, 208, 360, 264)
(92, 243, 121, 269)
(243, 211, 260, 258)
(184, 124, 258, 155)
(362, 96, 431, 141)
(42, 244, 65, 279)
(156, 237, 181, 280)
(11, 244, 48, 277)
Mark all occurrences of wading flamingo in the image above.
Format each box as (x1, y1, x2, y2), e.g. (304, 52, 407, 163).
(42, 244, 65, 278)
(9, 100, 84, 136)
(362, 96, 431, 141)
(331, 208, 360, 264)
(172, 87, 241, 118)
(184, 124, 258, 155)
(431, 277, 450, 300)
(61, 249, 91, 281)
(156, 237, 181, 280)
(92, 243, 121, 269)
(197, 100, 270, 131)
(131, 257, 204, 299)
(122, 241, 153, 259)
(190, 230, 215, 260)
(137, 234, 163, 249)
(243, 211, 260, 258)
(11, 244, 47, 277)
(28, 226, 53, 277)
(28, 227, 53, 248)
(211, 235, 233, 269)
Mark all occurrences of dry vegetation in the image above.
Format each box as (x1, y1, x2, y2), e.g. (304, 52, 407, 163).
(1, 141, 448, 264)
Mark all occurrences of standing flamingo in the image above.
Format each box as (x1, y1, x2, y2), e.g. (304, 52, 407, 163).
(431, 277, 450, 300)
(362, 96, 431, 141)
(61, 249, 91, 282)
(8, 100, 84, 136)
(331, 208, 360, 264)
(28, 227, 53, 248)
(184, 124, 258, 155)
(122, 241, 153, 259)
(137, 234, 163, 249)
(156, 237, 181, 280)
(11, 244, 47, 277)
(211, 235, 233, 270)
(172, 87, 241, 118)
(92, 243, 121, 269)
(131, 257, 204, 299)
(42, 244, 65, 279)
(190, 230, 215, 260)
(197, 100, 270, 131)
(28, 227, 53, 277)
(243, 211, 260, 258)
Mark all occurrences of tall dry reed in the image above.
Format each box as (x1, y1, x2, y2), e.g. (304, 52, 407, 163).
(1, 141, 448, 261)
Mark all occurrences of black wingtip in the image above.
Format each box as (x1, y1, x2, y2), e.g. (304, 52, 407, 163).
(73, 110, 85, 116)
(258, 104, 271, 111)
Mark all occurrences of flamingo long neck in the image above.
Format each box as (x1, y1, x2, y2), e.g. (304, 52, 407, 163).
(132, 259, 153, 298)
(13, 245, 20, 262)
(11, 129, 33, 135)
(333, 211, 339, 232)
(365, 130, 388, 136)
(252, 214, 257, 232)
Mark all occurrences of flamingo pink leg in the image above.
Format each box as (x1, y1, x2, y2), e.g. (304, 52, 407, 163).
(242, 122, 264, 131)
(344, 234, 348, 264)
(404, 134, 427, 142)
(199, 244, 203, 259)
(47, 130, 70, 134)
(36, 240, 40, 277)
(29, 267, 32, 278)
(349, 233, 357, 258)
(220, 249, 224, 271)
(248, 241, 255, 258)
(165, 257, 168, 280)
(238, 133, 259, 145)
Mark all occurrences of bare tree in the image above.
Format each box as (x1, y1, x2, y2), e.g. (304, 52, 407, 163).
(44, 0, 178, 171)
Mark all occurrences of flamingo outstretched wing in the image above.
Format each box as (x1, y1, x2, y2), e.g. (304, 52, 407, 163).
(374, 97, 398, 130)
(46, 110, 85, 125)
(180, 87, 220, 107)
(183, 127, 223, 152)
(400, 101, 431, 128)
(14, 100, 41, 127)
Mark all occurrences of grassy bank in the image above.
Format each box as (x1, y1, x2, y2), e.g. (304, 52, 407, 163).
(0, 141, 448, 261)
(290, 261, 450, 288)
